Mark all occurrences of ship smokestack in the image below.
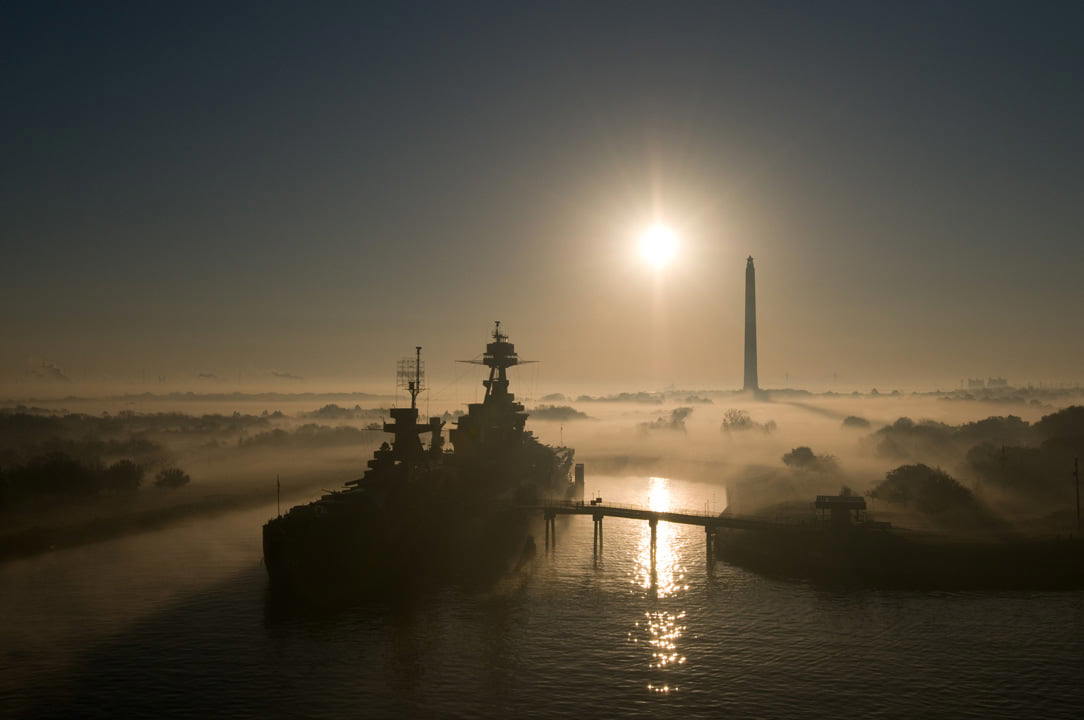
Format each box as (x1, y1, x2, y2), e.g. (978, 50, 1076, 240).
(743, 256, 759, 392)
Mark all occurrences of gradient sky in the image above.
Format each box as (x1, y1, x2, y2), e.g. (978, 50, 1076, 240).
(3, 1, 1083, 393)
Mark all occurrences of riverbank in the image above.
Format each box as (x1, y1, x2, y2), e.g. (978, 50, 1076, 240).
(716, 525, 1084, 590)
(0, 483, 325, 563)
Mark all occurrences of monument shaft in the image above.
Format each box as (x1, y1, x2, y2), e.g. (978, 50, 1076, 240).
(744, 256, 759, 391)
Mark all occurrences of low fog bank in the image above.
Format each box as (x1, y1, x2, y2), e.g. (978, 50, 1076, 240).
(0, 402, 398, 558)
(526, 387, 1084, 538)
(0, 391, 397, 417)
(4, 380, 1083, 555)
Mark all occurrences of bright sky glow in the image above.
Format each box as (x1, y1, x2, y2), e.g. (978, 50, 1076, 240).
(638, 225, 678, 269)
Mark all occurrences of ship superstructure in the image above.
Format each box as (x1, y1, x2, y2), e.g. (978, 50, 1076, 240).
(451, 321, 532, 457)
(262, 323, 577, 600)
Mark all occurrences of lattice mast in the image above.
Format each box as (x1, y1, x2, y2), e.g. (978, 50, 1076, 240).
(396, 346, 425, 409)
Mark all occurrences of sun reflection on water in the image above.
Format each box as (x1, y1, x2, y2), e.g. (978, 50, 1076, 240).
(632, 477, 687, 597)
(627, 477, 689, 693)
(645, 475, 672, 512)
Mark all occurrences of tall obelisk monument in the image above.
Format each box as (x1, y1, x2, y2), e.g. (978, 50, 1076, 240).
(743, 255, 759, 392)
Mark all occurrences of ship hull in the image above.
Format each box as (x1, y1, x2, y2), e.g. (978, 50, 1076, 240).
(264, 505, 536, 603)
(263, 458, 576, 604)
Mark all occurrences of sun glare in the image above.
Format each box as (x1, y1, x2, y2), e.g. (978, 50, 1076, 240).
(638, 225, 678, 269)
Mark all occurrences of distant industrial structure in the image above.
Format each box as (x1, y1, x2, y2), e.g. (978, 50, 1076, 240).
(966, 377, 1009, 390)
(743, 256, 759, 392)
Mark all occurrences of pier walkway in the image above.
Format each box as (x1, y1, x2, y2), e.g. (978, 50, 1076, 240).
(530, 499, 783, 565)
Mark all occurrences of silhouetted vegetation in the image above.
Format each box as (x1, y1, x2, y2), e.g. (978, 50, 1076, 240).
(720, 408, 777, 433)
(965, 431, 1082, 507)
(639, 407, 693, 433)
(154, 467, 191, 489)
(955, 415, 1032, 447)
(868, 406, 1084, 512)
(101, 459, 145, 494)
(0, 409, 300, 513)
(0, 411, 270, 453)
(8, 391, 390, 404)
(841, 415, 870, 429)
(0, 452, 161, 510)
(578, 392, 665, 404)
(1032, 405, 1084, 441)
(239, 424, 382, 448)
(871, 417, 957, 461)
(873, 464, 975, 514)
(303, 404, 388, 420)
(870, 414, 1031, 461)
(781, 446, 838, 474)
(529, 405, 591, 421)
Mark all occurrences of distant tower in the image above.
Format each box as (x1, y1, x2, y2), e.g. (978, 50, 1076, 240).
(743, 256, 759, 392)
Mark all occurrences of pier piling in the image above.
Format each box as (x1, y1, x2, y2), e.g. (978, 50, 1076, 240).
(649, 516, 658, 562)
(706, 526, 715, 571)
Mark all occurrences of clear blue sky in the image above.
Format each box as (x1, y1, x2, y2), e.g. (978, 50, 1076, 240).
(3, 1, 1082, 391)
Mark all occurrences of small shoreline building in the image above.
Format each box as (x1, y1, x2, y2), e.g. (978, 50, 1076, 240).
(815, 488, 867, 527)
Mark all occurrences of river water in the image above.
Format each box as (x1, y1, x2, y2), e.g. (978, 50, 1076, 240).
(2, 473, 1082, 718)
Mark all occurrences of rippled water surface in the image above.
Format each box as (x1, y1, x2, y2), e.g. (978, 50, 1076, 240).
(2, 474, 1082, 718)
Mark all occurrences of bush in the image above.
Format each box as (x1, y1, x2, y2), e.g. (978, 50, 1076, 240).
(782, 446, 839, 474)
(872, 464, 974, 515)
(101, 459, 144, 494)
(965, 439, 1080, 504)
(530, 405, 591, 421)
(21, 451, 101, 498)
(841, 415, 870, 429)
(721, 409, 776, 434)
(871, 417, 956, 461)
(640, 407, 693, 433)
(1033, 405, 1084, 442)
(955, 415, 1030, 447)
(155, 467, 191, 489)
(782, 446, 817, 468)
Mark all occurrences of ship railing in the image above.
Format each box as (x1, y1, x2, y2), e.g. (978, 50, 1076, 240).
(535, 498, 820, 527)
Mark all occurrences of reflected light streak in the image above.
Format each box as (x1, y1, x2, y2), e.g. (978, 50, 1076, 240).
(634, 477, 686, 596)
(646, 476, 672, 512)
(628, 476, 689, 687)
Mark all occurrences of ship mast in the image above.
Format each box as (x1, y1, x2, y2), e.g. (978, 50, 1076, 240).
(385, 346, 432, 463)
(397, 346, 425, 409)
(411, 345, 422, 409)
(455, 321, 537, 402)
(484, 321, 515, 400)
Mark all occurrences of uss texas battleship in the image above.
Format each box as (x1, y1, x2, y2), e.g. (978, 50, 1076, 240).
(263, 323, 580, 599)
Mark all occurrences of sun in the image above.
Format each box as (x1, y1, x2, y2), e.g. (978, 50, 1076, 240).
(638, 224, 679, 269)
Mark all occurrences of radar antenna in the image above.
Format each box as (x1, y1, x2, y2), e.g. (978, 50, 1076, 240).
(396, 346, 425, 409)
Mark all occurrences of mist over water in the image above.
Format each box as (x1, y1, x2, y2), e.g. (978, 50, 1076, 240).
(6, 2, 1084, 716)
(3, 381, 1083, 716)
(2, 471, 1081, 718)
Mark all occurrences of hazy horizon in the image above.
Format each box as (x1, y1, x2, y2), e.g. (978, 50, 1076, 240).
(6, 5, 1084, 718)
(5, 3, 1083, 395)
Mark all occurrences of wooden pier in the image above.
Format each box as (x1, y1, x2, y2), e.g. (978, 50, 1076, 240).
(534, 499, 780, 568)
